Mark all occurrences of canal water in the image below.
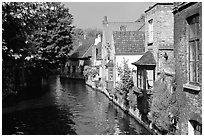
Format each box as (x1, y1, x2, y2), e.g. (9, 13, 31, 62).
(2, 75, 151, 135)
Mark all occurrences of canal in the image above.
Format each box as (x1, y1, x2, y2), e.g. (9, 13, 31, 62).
(2, 75, 151, 135)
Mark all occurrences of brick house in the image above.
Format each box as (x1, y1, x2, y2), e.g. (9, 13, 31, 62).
(92, 34, 103, 79)
(173, 2, 202, 135)
(144, 3, 174, 78)
(63, 38, 94, 79)
(130, 3, 176, 132)
(113, 31, 145, 86)
(101, 16, 145, 90)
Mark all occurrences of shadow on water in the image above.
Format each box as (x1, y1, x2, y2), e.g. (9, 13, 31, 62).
(2, 106, 77, 135)
(2, 75, 77, 135)
(2, 75, 151, 135)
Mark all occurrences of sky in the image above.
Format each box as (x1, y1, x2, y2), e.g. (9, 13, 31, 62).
(63, 2, 155, 29)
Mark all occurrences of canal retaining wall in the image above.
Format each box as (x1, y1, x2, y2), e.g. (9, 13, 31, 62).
(85, 81, 157, 135)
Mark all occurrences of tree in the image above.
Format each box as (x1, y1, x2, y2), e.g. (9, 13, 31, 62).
(2, 2, 74, 98)
(2, 2, 41, 98)
(84, 28, 102, 38)
(27, 2, 74, 69)
(3, 2, 74, 68)
(149, 73, 178, 133)
(2, 2, 39, 63)
(116, 58, 134, 107)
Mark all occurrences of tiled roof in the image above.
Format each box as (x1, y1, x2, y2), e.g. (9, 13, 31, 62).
(132, 51, 156, 66)
(113, 31, 145, 55)
(70, 38, 94, 58)
(96, 42, 102, 59)
(107, 22, 144, 32)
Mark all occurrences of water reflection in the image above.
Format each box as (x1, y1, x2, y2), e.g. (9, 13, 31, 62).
(2, 75, 151, 135)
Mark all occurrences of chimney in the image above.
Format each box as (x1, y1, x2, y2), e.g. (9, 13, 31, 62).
(103, 16, 108, 24)
(94, 34, 102, 45)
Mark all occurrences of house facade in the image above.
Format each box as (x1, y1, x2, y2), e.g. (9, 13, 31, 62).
(113, 31, 145, 85)
(62, 38, 94, 79)
(131, 3, 176, 132)
(173, 2, 202, 135)
(101, 16, 145, 90)
(145, 3, 174, 78)
(92, 34, 103, 79)
(131, 2, 175, 102)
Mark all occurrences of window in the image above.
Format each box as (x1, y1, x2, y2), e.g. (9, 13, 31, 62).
(187, 14, 200, 84)
(146, 70, 154, 89)
(67, 66, 70, 74)
(137, 69, 144, 89)
(72, 66, 76, 73)
(107, 50, 110, 60)
(137, 69, 155, 90)
(120, 25, 126, 31)
(148, 19, 153, 43)
(80, 66, 84, 74)
(96, 48, 98, 58)
(109, 68, 113, 81)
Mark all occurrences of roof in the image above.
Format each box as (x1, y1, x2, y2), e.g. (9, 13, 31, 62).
(145, 3, 173, 13)
(107, 22, 144, 32)
(189, 112, 202, 124)
(173, 2, 198, 14)
(113, 31, 145, 55)
(96, 42, 102, 59)
(70, 38, 94, 59)
(132, 51, 156, 66)
(135, 14, 145, 23)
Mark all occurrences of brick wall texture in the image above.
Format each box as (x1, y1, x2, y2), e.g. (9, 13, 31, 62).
(174, 2, 202, 134)
(145, 4, 174, 77)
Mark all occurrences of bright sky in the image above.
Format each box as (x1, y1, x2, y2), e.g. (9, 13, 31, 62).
(64, 2, 155, 29)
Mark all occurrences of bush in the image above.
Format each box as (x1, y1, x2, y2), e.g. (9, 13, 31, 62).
(127, 88, 137, 109)
(149, 73, 172, 132)
(83, 66, 99, 81)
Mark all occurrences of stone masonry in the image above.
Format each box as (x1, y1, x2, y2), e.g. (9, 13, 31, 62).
(173, 2, 202, 135)
(145, 3, 174, 78)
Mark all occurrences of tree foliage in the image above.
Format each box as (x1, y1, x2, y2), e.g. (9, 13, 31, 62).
(27, 2, 74, 68)
(127, 88, 137, 109)
(2, 2, 74, 98)
(83, 66, 99, 81)
(117, 59, 134, 92)
(116, 58, 134, 107)
(84, 28, 102, 38)
(2, 2, 74, 68)
(149, 73, 177, 133)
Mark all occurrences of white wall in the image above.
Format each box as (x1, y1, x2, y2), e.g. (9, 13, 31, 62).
(115, 55, 142, 82)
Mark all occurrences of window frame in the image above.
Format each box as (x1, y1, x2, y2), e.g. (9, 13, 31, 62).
(148, 19, 153, 43)
(108, 67, 113, 81)
(187, 13, 200, 85)
(137, 68, 155, 90)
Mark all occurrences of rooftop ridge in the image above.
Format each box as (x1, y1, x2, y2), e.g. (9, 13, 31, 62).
(145, 3, 173, 13)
